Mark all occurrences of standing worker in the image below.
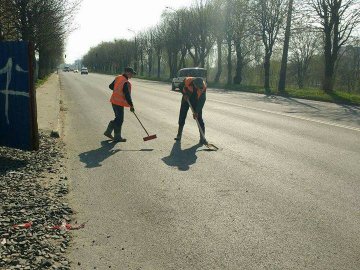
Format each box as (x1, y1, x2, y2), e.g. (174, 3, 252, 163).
(104, 67, 136, 142)
(174, 77, 207, 144)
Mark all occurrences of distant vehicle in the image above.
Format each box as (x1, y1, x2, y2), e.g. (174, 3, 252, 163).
(73, 69, 79, 73)
(63, 66, 70, 72)
(81, 67, 88, 75)
(171, 67, 207, 91)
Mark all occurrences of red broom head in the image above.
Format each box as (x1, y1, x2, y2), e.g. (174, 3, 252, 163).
(143, 134, 157, 141)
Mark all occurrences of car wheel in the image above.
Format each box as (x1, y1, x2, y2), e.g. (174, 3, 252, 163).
(171, 83, 176, 91)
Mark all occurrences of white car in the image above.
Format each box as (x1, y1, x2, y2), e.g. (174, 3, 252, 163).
(171, 67, 207, 91)
(81, 67, 88, 75)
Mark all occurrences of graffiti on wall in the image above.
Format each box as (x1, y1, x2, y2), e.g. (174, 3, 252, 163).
(0, 58, 30, 124)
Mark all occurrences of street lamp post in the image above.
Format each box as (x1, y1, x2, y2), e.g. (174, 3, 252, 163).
(128, 28, 138, 72)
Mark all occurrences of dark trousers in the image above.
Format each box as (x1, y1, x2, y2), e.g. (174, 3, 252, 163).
(112, 104, 124, 128)
(178, 100, 205, 133)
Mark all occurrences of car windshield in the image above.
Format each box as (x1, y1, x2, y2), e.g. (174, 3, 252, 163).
(178, 69, 206, 78)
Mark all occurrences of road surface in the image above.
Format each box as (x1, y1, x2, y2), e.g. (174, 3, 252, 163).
(60, 72, 360, 270)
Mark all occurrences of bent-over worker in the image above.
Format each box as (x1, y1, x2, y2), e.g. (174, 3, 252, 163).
(174, 77, 207, 144)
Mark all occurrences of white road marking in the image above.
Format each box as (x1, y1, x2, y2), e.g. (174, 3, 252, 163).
(209, 98, 360, 132)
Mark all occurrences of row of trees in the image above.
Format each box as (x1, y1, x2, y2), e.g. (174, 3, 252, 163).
(0, 0, 80, 78)
(82, 0, 360, 93)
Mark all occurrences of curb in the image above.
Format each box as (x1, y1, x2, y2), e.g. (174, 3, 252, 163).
(36, 73, 62, 138)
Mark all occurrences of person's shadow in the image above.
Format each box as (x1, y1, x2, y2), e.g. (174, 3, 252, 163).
(79, 140, 120, 168)
(79, 140, 154, 168)
(162, 141, 202, 171)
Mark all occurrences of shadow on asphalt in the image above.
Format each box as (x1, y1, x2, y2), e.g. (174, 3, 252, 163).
(79, 140, 153, 168)
(162, 141, 202, 171)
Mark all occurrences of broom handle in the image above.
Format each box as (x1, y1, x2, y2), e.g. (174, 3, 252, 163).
(132, 111, 150, 136)
(186, 99, 206, 140)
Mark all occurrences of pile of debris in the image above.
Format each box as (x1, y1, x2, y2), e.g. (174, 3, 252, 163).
(0, 133, 76, 269)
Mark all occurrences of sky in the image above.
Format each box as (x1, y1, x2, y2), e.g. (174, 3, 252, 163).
(65, 0, 194, 63)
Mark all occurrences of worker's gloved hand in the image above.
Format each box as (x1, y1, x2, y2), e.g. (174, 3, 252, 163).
(193, 113, 198, 119)
(130, 106, 135, 113)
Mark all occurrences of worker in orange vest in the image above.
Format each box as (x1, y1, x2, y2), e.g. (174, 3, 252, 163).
(104, 67, 136, 142)
(174, 77, 207, 144)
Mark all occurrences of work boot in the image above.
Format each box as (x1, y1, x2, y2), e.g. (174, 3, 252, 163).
(113, 126, 126, 142)
(174, 126, 184, 141)
(104, 121, 114, 139)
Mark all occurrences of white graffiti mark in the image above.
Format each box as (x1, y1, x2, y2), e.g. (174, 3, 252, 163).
(0, 58, 29, 125)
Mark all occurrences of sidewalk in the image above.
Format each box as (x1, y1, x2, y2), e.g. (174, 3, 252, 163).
(36, 73, 61, 135)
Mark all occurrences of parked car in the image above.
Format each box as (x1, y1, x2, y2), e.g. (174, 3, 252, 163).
(81, 67, 88, 75)
(171, 67, 207, 91)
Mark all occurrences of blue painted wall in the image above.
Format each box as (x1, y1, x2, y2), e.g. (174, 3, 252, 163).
(0, 41, 38, 151)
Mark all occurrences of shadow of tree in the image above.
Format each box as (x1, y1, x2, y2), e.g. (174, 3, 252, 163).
(162, 141, 202, 171)
(0, 157, 28, 175)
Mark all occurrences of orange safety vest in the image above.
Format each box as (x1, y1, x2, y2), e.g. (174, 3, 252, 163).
(183, 77, 206, 99)
(110, 75, 132, 107)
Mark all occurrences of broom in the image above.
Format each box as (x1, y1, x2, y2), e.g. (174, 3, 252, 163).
(132, 111, 157, 141)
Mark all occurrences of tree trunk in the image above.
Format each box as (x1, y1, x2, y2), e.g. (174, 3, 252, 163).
(227, 38, 232, 85)
(157, 53, 161, 78)
(214, 38, 222, 83)
(323, 57, 335, 92)
(140, 51, 144, 76)
(168, 51, 178, 79)
(297, 64, 305, 89)
(178, 48, 187, 69)
(278, 0, 294, 94)
(323, 31, 335, 92)
(148, 54, 152, 77)
(264, 52, 271, 91)
(234, 40, 243, 85)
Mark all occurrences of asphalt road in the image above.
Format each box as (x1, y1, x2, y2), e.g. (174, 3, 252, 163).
(60, 72, 360, 270)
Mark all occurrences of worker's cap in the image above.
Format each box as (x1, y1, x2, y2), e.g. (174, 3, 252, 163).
(193, 77, 205, 89)
(124, 67, 137, 75)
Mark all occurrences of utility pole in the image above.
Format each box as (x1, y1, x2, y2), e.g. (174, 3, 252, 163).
(128, 28, 138, 72)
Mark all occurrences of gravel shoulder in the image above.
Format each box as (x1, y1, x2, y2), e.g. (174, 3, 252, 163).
(0, 133, 72, 269)
(1, 74, 73, 270)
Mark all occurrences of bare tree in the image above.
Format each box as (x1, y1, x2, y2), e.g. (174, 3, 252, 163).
(336, 39, 360, 92)
(231, 0, 254, 85)
(307, 0, 360, 92)
(225, 0, 233, 84)
(0, 0, 80, 78)
(187, 0, 216, 67)
(210, 0, 226, 83)
(252, 0, 287, 91)
(160, 10, 184, 78)
(152, 25, 164, 78)
(291, 32, 320, 88)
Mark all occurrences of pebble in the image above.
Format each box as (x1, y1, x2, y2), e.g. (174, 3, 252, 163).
(0, 133, 72, 269)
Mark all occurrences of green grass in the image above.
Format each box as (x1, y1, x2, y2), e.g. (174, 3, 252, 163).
(208, 82, 360, 106)
(35, 75, 51, 89)
(277, 87, 360, 106)
(111, 74, 360, 106)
